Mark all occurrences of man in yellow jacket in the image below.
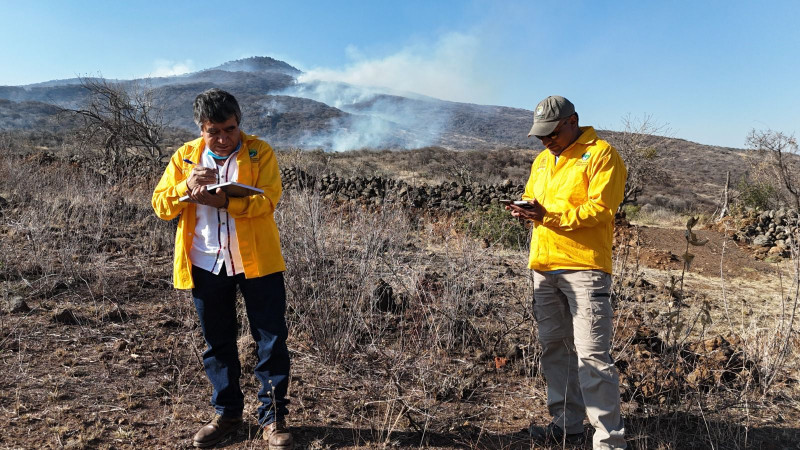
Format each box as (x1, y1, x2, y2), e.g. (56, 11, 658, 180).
(152, 89, 293, 449)
(508, 96, 627, 449)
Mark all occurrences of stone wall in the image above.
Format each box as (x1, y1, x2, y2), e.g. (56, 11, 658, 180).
(279, 167, 525, 211)
(734, 208, 799, 258)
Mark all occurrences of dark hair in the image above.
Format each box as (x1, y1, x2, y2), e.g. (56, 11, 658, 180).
(193, 88, 242, 128)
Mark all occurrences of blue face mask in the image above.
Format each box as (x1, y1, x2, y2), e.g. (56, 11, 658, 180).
(208, 141, 241, 160)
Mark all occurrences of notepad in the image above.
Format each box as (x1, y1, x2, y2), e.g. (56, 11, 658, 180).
(179, 181, 264, 202)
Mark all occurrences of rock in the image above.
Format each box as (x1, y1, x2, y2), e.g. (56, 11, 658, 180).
(686, 365, 713, 389)
(101, 306, 130, 323)
(752, 235, 772, 247)
(114, 340, 129, 352)
(158, 318, 182, 328)
(7, 296, 31, 314)
(52, 308, 81, 325)
(504, 343, 522, 360)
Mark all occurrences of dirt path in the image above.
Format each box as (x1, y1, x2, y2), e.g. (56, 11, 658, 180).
(634, 225, 775, 278)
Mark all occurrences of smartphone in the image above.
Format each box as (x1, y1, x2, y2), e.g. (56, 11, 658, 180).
(500, 199, 535, 209)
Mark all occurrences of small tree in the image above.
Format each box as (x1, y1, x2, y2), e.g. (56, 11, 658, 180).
(746, 129, 800, 211)
(66, 77, 165, 166)
(613, 114, 671, 206)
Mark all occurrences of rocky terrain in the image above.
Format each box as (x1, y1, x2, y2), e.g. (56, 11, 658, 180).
(734, 208, 799, 259)
(279, 167, 524, 211)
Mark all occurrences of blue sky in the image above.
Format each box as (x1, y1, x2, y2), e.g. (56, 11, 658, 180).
(1, 0, 798, 148)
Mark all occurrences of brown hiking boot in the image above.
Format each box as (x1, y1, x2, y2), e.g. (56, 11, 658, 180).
(192, 415, 242, 448)
(262, 420, 294, 449)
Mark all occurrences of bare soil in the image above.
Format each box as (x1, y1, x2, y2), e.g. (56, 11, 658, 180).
(2, 215, 799, 449)
(634, 225, 774, 277)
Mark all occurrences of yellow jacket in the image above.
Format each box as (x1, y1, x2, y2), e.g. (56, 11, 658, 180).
(152, 132, 286, 289)
(522, 127, 627, 274)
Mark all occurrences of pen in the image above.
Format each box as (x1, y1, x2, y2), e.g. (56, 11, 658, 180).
(184, 158, 219, 184)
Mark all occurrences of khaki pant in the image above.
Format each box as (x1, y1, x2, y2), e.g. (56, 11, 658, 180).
(533, 270, 626, 449)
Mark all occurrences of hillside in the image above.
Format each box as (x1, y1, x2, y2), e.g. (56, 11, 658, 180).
(0, 56, 754, 212)
(0, 56, 738, 152)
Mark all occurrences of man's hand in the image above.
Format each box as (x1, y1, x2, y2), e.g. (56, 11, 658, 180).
(188, 186, 228, 208)
(506, 199, 547, 222)
(187, 166, 218, 190)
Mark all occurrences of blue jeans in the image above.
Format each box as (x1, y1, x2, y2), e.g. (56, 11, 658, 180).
(191, 265, 290, 425)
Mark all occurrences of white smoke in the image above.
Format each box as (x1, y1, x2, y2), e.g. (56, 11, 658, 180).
(262, 98, 288, 117)
(284, 32, 492, 151)
(149, 59, 194, 78)
(298, 32, 489, 104)
(284, 81, 447, 151)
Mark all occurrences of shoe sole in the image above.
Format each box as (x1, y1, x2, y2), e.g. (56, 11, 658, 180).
(194, 419, 242, 448)
(268, 444, 293, 450)
(193, 428, 240, 448)
(528, 428, 584, 445)
(193, 437, 222, 448)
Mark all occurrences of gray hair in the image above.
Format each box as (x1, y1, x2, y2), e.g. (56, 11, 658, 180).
(193, 88, 242, 128)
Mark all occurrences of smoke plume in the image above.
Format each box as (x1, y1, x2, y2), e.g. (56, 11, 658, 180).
(286, 32, 491, 151)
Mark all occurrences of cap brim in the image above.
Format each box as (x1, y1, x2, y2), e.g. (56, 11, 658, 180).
(528, 120, 559, 138)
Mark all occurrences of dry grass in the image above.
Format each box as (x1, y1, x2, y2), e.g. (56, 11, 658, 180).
(0, 148, 799, 448)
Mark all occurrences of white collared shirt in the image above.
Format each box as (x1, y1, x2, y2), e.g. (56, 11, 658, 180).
(189, 147, 244, 276)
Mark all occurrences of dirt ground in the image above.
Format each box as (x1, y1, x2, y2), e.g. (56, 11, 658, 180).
(634, 225, 775, 277)
(2, 219, 799, 449)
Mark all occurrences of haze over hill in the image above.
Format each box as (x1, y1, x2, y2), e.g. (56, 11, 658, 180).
(0, 55, 735, 153)
(0, 55, 753, 211)
(0, 56, 535, 151)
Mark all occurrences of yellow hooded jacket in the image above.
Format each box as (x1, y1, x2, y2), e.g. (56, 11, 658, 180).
(522, 127, 627, 274)
(152, 132, 286, 289)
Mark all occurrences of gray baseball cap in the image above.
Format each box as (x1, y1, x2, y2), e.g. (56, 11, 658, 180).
(528, 95, 575, 137)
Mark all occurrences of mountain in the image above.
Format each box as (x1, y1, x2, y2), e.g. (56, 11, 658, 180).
(207, 56, 301, 76)
(0, 56, 756, 211)
(0, 99, 62, 131)
(0, 56, 746, 170)
(0, 56, 541, 151)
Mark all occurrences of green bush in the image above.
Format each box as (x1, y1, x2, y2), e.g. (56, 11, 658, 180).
(459, 203, 530, 250)
(622, 204, 642, 220)
(736, 179, 776, 211)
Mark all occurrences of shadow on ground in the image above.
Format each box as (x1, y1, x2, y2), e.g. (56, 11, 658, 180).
(209, 411, 800, 449)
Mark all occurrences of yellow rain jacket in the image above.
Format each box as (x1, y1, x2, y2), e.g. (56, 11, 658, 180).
(152, 132, 286, 289)
(522, 127, 627, 274)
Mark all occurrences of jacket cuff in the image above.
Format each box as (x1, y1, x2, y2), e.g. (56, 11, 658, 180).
(176, 180, 189, 197)
(227, 197, 245, 215)
(542, 211, 562, 227)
